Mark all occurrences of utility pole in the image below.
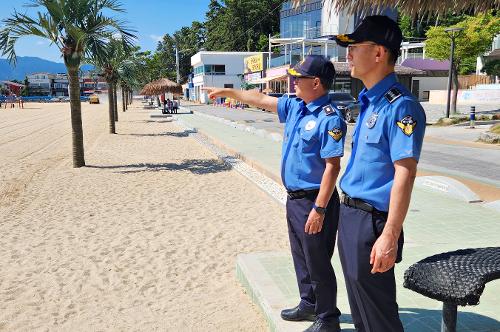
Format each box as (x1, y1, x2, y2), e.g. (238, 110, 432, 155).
(175, 45, 180, 84)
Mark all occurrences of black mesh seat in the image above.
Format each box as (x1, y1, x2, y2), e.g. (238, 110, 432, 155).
(403, 247, 500, 332)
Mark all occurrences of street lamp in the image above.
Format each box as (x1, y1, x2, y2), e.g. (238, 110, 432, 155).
(444, 27, 464, 118)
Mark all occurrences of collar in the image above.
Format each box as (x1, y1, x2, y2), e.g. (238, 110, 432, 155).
(304, 94, 330, 113)
(364, 72, 398, 105)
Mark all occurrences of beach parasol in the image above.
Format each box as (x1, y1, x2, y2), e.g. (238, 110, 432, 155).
(140, 78, 182, 96)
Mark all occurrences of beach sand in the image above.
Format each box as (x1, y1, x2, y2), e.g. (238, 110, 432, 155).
(0, 101, 288, 331)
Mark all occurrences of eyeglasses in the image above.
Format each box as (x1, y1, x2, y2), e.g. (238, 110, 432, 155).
(347, 43, 378, 52)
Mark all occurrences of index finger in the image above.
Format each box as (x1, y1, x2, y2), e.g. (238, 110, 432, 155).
(371, 252, 382, 274)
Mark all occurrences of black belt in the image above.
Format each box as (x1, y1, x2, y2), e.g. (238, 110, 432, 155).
(342, 194, 386, 214)
(287, 189, 319, 199)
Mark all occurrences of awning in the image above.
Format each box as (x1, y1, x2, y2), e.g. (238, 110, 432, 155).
(249, 74, 288, 84)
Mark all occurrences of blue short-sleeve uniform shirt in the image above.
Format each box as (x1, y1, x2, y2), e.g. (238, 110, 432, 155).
(340, 73, 426, 212)
(278, 94, 347, 191)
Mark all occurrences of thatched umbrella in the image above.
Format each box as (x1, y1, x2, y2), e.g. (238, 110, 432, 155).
(140, 78, 182, 96)
(292, 0, 499, 16)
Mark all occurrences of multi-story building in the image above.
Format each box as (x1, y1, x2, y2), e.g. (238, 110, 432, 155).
(27, 73, 54, 96)
(52, 73, 69, 96)
(26, 72, 107, 96)
(190, 51, 262, 102)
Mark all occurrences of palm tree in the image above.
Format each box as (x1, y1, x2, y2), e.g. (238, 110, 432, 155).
(0, 0, 135, 167)
(88, 38, 133, 133)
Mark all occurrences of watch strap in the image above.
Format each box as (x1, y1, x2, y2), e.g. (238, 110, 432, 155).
(313, 203, 326, 215)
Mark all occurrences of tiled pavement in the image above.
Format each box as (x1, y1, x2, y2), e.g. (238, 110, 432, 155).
(174, 106, 500, 332)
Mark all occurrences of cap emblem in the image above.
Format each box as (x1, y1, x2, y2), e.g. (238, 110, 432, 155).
(336, 34, 355, 43)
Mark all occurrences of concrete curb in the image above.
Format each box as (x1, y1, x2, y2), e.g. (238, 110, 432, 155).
(192, 110, 284, 143)
(414, 176, 482, 203)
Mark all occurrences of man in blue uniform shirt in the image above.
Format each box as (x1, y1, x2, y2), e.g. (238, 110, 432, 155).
(203, 55, 346, 332)
(332, 16, 426, 331)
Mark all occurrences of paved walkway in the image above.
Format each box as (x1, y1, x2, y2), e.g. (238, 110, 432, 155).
(183, 102, 500, 191)
(173, 104, 500, 331)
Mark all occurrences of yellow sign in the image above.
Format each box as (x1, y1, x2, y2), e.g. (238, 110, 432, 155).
(244, 54, 264, 73)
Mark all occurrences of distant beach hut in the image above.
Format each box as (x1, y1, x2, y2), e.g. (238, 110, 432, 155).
(140, 78, 182, 96)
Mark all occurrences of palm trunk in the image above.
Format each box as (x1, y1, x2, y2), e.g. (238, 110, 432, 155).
(122, 87, 126, 112)
(107, 81, 116, 134)
(67, 67, 85, 168)
(125, 88, 128, 110)
(113, 83, 118, 122)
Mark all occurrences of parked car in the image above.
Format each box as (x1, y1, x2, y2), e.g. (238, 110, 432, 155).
(328, 92, 360, 123)
(89, 94, 100, 104)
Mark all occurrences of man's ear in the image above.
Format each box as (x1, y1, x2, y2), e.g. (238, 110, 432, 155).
(314, 78, 321, 89)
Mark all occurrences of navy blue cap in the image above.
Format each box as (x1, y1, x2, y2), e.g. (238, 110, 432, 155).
(333, 15, 402, 52)
(287, 55, 335, 81)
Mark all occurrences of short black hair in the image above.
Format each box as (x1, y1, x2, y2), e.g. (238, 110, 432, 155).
(319, 77, 333, 91)
(387, 48, 400, 65)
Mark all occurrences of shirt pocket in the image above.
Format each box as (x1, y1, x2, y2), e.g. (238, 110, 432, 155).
(300, 130, 318, 153)
(359, 130, 384, 162)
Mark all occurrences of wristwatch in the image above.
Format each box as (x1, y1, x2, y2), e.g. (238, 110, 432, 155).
(313, 203, 326, 215)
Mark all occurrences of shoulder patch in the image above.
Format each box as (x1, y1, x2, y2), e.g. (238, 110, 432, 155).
(328, 127, 343, 142)
(396, 115, 417, 136)
(323, 104, 336, 116)
(385, 88, 402, 104)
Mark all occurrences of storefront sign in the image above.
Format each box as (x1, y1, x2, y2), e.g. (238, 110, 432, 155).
(244, 54, 264, 73)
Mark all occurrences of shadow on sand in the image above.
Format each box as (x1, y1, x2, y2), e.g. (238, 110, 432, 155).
(86, 158, 232, 175)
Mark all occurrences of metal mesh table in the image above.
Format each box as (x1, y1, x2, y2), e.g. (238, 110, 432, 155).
(404, 247, 500, 332)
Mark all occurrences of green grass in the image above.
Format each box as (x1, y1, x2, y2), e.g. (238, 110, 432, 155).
(490, 123, 500, 134)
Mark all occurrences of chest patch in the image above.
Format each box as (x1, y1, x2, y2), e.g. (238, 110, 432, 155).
(323, 105, 336, 116)
(305, 120, 316, 131)
(396, 115, 417, 136)
(385, 88, 402, 104)
(328, 127, 343, 142)
(366, 112, 379, 129)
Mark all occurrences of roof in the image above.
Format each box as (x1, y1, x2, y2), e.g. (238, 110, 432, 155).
(1, 80, 25, 87)
(332, 62, 424, 76)
(485, 48, 500, 60)
(401, 58, 450, 71)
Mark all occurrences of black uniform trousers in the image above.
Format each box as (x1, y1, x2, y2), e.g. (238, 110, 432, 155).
(338, 204, 404, 332)
(286, 188, 341, 323)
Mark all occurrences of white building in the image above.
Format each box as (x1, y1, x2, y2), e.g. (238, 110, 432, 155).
(190, 51, 262, 103)
(27, 72, 55, 95)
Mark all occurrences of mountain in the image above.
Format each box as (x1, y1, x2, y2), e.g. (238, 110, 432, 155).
(0, 56, 94, 81)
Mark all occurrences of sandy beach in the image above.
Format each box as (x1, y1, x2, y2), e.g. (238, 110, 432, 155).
(0, 101, 288, 331)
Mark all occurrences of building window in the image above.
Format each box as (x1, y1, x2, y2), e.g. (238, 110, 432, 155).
(204, 64, 226, 75)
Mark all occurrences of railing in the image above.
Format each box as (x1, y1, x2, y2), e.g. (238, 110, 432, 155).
(458, 75, 493, 89)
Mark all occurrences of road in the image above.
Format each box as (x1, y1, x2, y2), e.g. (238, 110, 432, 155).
(185, 103, 500, 188)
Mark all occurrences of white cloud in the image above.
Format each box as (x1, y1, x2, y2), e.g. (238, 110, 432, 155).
(149, 34, 163, 42)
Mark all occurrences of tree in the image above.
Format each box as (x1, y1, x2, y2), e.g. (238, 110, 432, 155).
(204, 0, 281, 52)
(0, 0, 135, 167)
(425, 12, 499, 113)
(87, 37, 134, 133)
(22, 76, 29, 96)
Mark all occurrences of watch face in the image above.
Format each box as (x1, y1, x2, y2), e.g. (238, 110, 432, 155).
(314, 205, 326, 214)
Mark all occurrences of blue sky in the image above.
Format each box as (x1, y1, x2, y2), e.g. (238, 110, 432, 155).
(0, 0, 211, 63)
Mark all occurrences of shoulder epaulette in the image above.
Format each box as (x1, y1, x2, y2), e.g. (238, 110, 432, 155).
(384, 87, 402, 104)
(323, 104, 336, 116)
